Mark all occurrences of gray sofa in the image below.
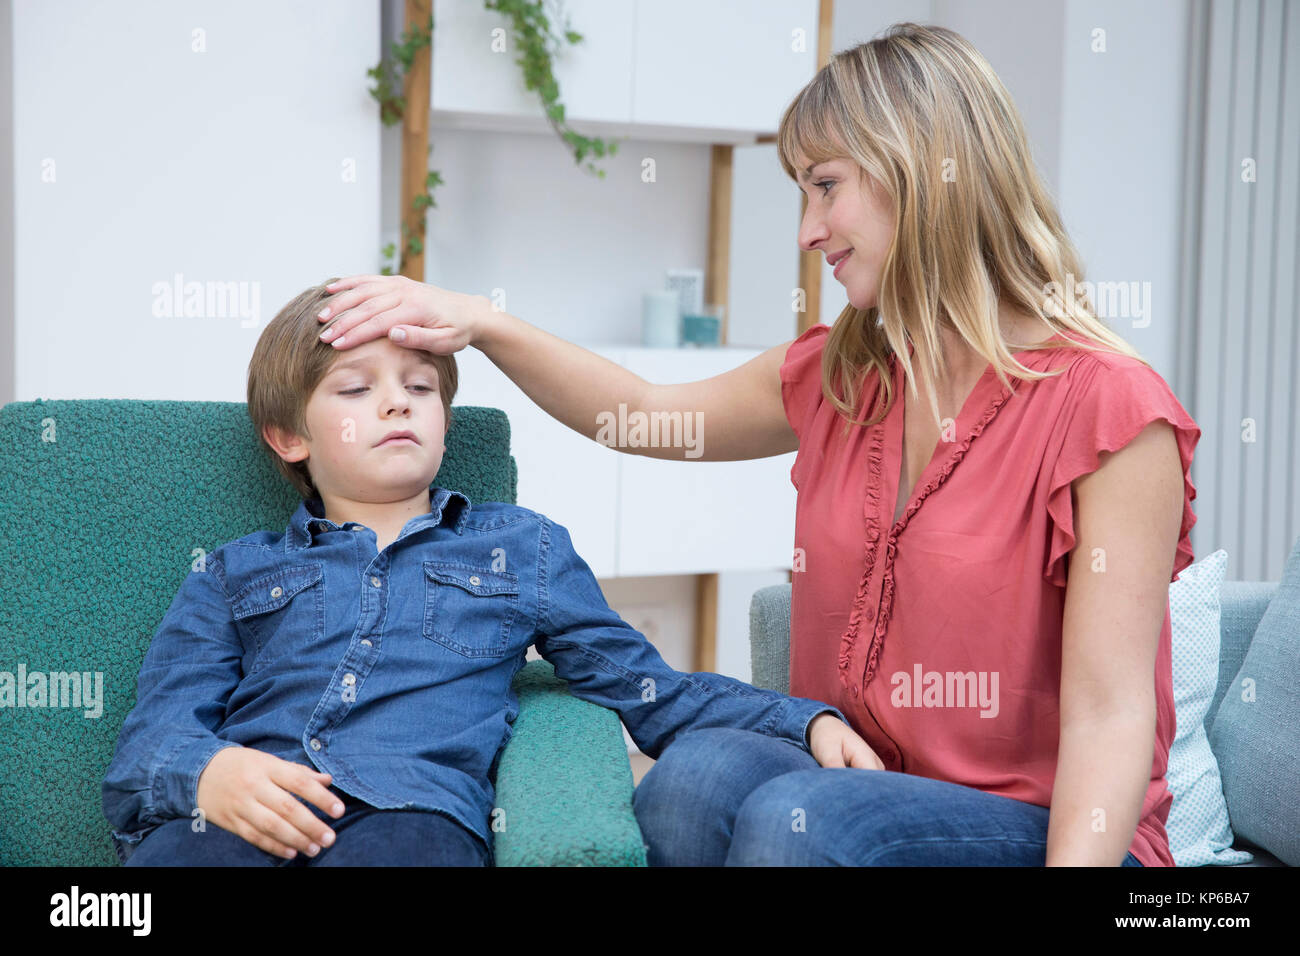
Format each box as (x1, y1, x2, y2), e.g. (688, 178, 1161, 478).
(749, 579, 1289, 867)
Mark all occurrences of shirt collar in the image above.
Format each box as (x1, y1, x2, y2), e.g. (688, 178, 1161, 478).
(285, 485, 472, 551)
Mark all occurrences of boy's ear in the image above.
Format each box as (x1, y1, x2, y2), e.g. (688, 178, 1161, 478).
(262, 423, 310, 464)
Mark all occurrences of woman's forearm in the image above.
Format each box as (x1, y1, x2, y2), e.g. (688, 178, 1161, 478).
(1046, 714, 1155, 865)
(474, 307, 652, 447)
(468, 301, 798, 463)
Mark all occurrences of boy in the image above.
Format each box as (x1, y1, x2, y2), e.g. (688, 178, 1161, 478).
(102, 278, 859, 866)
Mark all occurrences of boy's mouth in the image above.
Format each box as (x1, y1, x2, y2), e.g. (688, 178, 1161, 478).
(376, 429, 419, 447)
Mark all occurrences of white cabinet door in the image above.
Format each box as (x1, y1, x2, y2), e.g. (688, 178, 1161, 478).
(432, 0, 635, 126)
(616, 347, 797, 575)
(630, 0, 820, 134)
(449, 346, 622, 577)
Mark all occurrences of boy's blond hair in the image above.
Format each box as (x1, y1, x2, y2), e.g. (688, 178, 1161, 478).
(247, 277, 458, 499)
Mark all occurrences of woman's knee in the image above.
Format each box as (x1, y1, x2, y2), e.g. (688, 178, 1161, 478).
(726, 767, 899, 866)
(632, 727, 818, 866)
(633, 727, 814, 816)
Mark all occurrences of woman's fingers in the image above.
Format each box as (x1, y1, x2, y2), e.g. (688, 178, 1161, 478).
(320, 292, 406, 348)
(324, 274, 381, 293)
(388, 324, 468, 355)
(318, 280, 373, 321)
(317, 276, 394, 327)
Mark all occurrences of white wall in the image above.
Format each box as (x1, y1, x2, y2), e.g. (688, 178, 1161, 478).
(9, 0, 380, 402)
(1, 0, 14, 407)
(932, 0, 1065, 200)
(1056, 0, 1191, 380)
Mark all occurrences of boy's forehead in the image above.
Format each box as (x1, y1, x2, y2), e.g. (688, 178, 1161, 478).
(325, 339, 440, 374)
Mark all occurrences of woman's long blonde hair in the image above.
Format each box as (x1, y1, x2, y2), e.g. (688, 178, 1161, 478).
(777, 22, 1146, 433)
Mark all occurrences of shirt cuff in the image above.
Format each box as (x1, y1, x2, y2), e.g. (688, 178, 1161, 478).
(779, 699, 849, 752)
(155, 737, 241, 821)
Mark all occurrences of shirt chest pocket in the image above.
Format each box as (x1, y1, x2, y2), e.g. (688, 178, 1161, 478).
(230, 564, 325, 676)
(422, 563, 520, 659)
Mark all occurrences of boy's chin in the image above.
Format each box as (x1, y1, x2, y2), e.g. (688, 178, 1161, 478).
(345, 462, 446, 495)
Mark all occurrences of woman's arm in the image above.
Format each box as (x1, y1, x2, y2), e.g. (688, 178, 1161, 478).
(475, 309, 798, 462)
(1046, 419, 1185, 866)
(317, 275, 798, 462)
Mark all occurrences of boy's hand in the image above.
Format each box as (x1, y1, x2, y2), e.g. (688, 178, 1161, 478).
(806, 713, 886, 770)
(196, 745, 345, 860)
(316, 274, 491, 354)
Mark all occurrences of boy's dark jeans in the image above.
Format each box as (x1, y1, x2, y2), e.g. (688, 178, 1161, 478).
(123, 785, 492, 867)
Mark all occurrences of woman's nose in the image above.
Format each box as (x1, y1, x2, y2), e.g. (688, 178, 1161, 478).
(797, 202, 829, 252)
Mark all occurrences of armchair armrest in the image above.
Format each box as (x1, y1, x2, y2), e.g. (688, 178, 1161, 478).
(494, 660, 647, 866)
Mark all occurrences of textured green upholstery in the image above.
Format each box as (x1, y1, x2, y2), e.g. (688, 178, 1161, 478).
(0, 399, 646, 866)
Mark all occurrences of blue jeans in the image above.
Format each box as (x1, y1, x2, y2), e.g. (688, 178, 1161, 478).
(123, 785, 491, 866)
(633, 728, 1145, 866)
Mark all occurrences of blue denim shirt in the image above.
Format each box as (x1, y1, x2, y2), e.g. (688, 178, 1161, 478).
(102, 487, 844, 862)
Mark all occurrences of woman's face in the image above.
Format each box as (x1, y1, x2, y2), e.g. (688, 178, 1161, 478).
(796, 156, 894, 311)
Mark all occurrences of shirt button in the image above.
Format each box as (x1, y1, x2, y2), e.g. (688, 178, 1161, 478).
(270, 586, 283, 599)
(469, 575, 481, 586)
(309, 738, 322, 751)
(360, 639, 373, 647)
(370, 576, 382, 588)
(342, 673, 356, 686)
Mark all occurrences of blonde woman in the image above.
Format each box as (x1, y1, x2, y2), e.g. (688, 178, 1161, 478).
(317, 23, 1197, 867)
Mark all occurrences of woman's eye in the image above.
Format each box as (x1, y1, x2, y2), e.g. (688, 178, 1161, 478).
(815, 180, 833, 195)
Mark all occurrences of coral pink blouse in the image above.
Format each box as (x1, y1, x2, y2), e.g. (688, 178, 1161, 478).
(780, 323, 1200, 867)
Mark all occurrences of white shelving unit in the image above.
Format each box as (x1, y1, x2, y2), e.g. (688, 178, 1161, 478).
(431, 0, 821, 144)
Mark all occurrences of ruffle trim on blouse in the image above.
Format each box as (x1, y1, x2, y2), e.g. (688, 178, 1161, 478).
(837, 402, 888, 688)
(838, 383, 1016, 695)
(1043, 413, 1200, 588)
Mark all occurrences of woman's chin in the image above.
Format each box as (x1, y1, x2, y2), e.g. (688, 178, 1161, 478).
(845, 287, 876, 312)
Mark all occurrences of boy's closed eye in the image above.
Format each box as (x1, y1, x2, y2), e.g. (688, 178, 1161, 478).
(338, 384, 436, 396)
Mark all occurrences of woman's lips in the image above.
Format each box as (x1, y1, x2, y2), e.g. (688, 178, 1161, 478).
(833, 250, 853, 278)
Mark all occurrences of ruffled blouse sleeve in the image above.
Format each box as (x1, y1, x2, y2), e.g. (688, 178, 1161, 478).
(780, 323, 831, 443)
(1043, 351, 1201, 588)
